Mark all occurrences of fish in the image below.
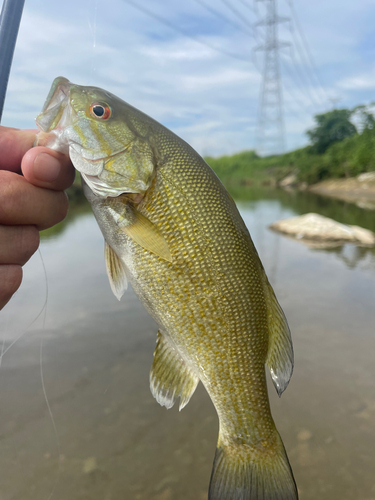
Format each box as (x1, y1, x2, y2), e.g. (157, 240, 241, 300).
(36, 76, 298, 500)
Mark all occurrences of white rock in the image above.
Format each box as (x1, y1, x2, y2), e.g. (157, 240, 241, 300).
(350, 225, 375, 246)
(279, 173, 298, 187)
(357, 172, 375, 182)
(270, 213, 375, 246)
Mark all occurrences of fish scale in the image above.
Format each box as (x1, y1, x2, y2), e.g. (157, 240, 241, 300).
(130, 145, 273, 438)
(36, 77, 298, 500)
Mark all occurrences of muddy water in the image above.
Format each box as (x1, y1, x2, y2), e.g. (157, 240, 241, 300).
(0, 190, 374, 500)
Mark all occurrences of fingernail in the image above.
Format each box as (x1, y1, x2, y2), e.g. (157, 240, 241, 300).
(34, 153, 61, 182)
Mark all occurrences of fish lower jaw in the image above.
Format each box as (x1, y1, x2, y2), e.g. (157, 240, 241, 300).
(34, 130, 69, 155)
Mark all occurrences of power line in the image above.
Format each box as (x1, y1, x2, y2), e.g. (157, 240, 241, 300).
(219, 0, 255, 33)
(192, 0, 254, 38)
(237, 0, 257, 13)
(122, 0, 325, 154)
(281, 65, 317, 116)
(284, 46, 324, 108)
(285, 0, 330, 104)
(122, 0, 252, 63)
(286, 25, 326, 106)
(283, 94, 309, 122)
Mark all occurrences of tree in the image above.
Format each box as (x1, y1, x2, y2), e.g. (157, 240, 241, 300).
(351, 104, 375, 132)
(306, 109, 357, 154)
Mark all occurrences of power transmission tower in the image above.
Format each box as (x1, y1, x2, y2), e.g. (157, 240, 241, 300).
(329, 97, 342, 109)
(254, 0, 289, 156)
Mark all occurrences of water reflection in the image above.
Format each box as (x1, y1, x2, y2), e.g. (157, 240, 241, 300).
(236, 188, 375, 274)
(231, 186, 375, 233)
(0, 188, 374, 500)
(315, 243, 375, 270)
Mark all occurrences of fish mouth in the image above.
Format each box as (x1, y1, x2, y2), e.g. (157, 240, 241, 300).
(36, 77, 72, 133)
(36, 77, 129, 162)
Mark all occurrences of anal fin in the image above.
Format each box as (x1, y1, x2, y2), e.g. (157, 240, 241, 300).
(264, 278, 294, 397)
(150, 331, 199, 411)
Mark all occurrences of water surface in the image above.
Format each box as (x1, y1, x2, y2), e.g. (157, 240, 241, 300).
(1, 189, 374, 500)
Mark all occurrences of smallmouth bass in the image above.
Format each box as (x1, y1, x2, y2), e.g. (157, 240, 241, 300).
(36, 77, 298, 500)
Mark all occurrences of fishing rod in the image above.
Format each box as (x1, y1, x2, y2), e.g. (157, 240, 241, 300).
(0, 0, 25, 123)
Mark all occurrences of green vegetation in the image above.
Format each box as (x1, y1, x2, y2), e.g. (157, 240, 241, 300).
(307, 108, 357, 154)
(205, 105, 375, 186)
(204, 150, 292, 187)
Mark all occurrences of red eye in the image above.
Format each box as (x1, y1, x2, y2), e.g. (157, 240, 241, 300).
(89, 103, 111, 119)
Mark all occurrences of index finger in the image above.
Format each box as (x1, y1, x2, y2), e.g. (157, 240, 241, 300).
(0, 126, 36, 173)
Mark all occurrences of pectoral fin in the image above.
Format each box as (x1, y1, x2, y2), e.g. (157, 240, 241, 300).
(104, 241, 128, 300)
(121, 206, 172, 262)
(150, 331, 199, 411)
(264, 279, 294, 397)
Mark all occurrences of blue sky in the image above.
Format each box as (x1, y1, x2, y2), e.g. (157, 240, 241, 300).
(2, 0, 375, 156)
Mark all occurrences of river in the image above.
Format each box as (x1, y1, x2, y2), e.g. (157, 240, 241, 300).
(0, 188, 374, 500)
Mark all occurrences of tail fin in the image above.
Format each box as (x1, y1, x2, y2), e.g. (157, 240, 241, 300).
(209, 434, 298, 500)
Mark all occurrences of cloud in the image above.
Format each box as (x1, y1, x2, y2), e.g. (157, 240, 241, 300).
(338, 68, 375, 90)
(2, 0, 375, 156)
(139, 40, 216, 61)
(181, 68, 259, 90)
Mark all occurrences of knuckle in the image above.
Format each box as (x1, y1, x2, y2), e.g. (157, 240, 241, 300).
(19, 226, 40, 264)
(55, 192, 69, 224)
(38, 191, 69, 230)
(0, 265, 22, 305)
(61, 157, 76, 188)
(0, 171, 17, 223)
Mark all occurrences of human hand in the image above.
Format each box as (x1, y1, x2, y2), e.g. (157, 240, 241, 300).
(0, 125, 75, 310)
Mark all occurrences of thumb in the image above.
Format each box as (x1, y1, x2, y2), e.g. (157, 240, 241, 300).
(21, 146, 76, 191)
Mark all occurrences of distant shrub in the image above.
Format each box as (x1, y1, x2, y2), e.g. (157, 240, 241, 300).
(205, 105, 375, 187)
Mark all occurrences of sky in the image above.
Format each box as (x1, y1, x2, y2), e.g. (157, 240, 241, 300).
(2, 0, 375, 156)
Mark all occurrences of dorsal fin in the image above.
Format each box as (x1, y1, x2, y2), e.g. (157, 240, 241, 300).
(264, 278, 294, 397)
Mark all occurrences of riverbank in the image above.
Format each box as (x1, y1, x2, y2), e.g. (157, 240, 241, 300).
(307, 175, 375, 209)
(204, 151, 375, 210)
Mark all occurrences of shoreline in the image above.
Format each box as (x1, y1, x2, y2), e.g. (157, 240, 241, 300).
(306, 176, 375, 210)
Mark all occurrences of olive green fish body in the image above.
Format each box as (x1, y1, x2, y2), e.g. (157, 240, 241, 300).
(111, 140, 270, 425)
(37, 78, 298, 500)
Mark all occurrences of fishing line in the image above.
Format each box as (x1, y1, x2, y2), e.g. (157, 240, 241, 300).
(0, 248, 59, 497)
(0, 304, 10, 369)
(40, 338, 62, 500)
(87, 0, 99, 82)
(38, 247, 62, 500)
(0, 249, 49, 360)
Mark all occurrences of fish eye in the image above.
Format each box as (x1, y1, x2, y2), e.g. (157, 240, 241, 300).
(89, 103, 111, 120)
